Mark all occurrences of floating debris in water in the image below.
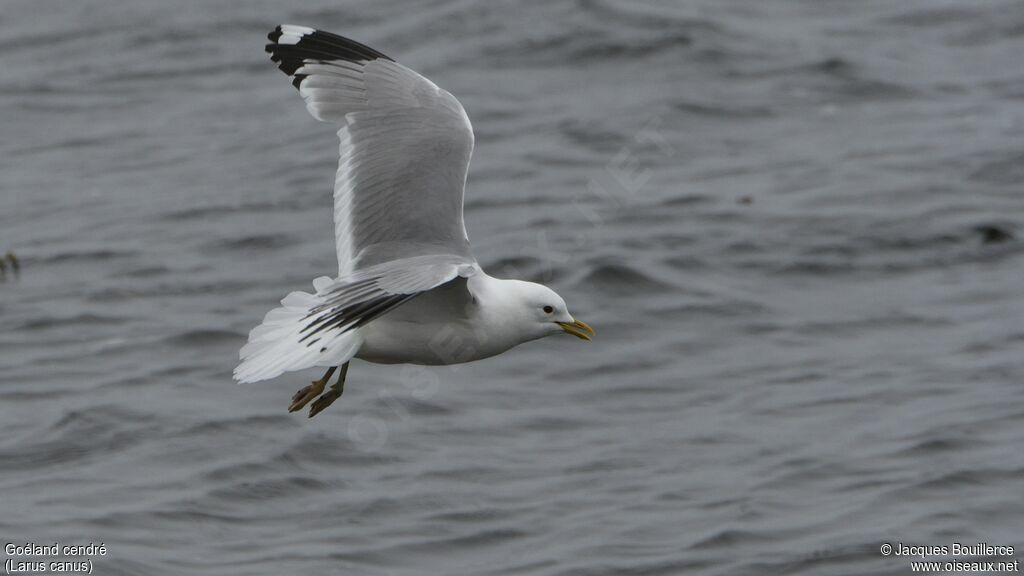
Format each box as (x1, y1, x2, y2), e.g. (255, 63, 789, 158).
(737, 195, 753, 205)
(0, 251, 17, 279)
(974, 225, 1014, 244)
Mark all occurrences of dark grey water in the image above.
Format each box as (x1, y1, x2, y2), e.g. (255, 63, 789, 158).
(2, 0, 1022, 574)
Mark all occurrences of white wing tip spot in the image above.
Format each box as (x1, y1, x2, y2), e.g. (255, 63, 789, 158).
(280, 24, 316, 36)
(276, 25, 315, 45)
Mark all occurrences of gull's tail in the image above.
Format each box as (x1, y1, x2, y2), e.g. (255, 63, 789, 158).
(234, 277, 363, 383)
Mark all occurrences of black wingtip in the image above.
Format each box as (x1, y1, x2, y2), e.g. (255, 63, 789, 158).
(266, 25, 396, 90)
(266, 26, 394, 70)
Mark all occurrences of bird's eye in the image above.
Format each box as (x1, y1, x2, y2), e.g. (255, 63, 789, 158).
(543, 305, 554, 314)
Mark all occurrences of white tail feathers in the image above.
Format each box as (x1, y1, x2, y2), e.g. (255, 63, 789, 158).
(234, 276, 362, 383)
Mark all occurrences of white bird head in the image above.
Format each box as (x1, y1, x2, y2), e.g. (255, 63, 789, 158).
(495, 279, 595, 344)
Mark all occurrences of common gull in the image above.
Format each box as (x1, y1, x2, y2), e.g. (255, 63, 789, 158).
(235, 25, 594, 417)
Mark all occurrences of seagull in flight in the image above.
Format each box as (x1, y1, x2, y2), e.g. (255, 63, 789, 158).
(235, 25, 594, 417)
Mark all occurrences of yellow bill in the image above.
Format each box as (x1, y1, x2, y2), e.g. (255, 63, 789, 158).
(558, 319, 595, 341)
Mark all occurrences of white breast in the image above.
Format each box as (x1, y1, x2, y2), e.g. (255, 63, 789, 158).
(355, 274, 519, 365)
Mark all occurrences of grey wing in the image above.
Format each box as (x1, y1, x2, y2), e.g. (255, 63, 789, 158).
(266, 25, 475, 276)
(298, 256, 478, 348)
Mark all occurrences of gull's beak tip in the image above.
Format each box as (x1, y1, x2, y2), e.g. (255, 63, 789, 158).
(558, 319, 595, 342)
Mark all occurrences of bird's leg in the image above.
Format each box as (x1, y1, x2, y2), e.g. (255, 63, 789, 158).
(308, 362, 350, 418)
(288, 366, 337, 413)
